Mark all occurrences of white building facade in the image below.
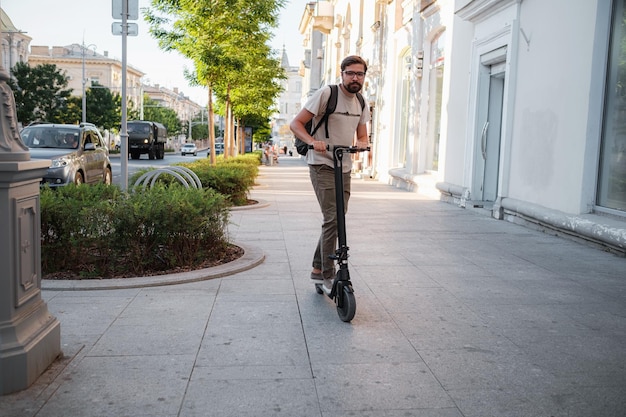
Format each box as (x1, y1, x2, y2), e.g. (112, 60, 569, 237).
(272, 48, 302, 149)
(28, 44, 145, 113)
(296, 0, 626, 253)
(143, 83, 204, 132)
(0, 9, 30, 71)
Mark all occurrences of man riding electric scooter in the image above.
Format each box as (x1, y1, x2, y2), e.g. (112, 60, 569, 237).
(290, 55, 371, 322)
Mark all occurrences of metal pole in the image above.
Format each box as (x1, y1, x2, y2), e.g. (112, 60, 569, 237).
(81, 44, 86, 123)
(188, 112, 192, 141)
(120, 0, 128, 190)
(81, 42, 95, 124)
(140, 84, 144, 120)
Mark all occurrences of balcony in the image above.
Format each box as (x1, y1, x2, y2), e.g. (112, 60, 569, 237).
(313, 1, 334, 34)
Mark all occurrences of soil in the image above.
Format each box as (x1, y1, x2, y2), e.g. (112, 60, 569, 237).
(43, 244, 245, 280)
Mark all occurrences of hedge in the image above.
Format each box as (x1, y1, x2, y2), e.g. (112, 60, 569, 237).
(40, 184, 230, 278)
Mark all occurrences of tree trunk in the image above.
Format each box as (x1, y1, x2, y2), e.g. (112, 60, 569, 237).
(207, 84, 216, 165)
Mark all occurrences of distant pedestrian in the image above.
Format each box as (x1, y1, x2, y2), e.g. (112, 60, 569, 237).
(263, 144, 270, 165)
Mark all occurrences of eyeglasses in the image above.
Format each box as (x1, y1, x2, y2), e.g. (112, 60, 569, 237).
(343, 71, 366, 79)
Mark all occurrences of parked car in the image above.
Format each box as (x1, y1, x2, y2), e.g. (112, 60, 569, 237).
(181, 143, 198, 156)
(21, 123, 113, 187)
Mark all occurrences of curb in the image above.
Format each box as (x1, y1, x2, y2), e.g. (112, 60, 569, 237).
(41, 242, 265, 291)
(230, 198, 270, 211)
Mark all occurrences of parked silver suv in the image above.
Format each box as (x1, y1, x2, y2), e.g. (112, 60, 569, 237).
(21, 123, 113, 187)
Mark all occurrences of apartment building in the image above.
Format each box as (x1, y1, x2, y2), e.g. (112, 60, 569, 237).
(28, 44, 144, 111)
(1, 8, 203, 127)
(143, 83, 204, 133)
(297, 0, 626, 253)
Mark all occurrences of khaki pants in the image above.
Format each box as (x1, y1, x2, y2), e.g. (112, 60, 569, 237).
(309, 164, 351, 279)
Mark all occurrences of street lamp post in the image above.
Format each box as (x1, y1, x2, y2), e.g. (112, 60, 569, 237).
(81, 42, 97, 123)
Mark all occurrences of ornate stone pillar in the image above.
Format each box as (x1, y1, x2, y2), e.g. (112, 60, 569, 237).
(0, 67, 60, 395)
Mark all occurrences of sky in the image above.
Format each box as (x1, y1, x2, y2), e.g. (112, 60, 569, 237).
(1, 0, 305, 107)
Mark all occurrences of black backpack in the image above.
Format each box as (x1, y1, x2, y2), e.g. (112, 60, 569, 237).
(294, 85, 365, 156)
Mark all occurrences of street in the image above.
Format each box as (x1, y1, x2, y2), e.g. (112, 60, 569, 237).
(110, 150, 209, 187)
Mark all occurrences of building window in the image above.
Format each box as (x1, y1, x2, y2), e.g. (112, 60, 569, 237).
(427, 30, 445, 171)
(396, 50, 411, 168)
(599, 0, 626, 212)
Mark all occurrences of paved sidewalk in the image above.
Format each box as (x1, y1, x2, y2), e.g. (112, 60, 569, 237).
(2, 155, 625, 417)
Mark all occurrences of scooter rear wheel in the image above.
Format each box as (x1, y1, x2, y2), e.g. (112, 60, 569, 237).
(337, 286, 356, 322)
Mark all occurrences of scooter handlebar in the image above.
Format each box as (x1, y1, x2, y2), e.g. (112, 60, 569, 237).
(307, 144, 371, 153)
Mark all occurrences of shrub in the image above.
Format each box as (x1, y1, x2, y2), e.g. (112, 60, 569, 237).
(128, 153, 260, 206)
(182, 158, 257, 205)
(40, 184, 122, 273)
(219, 152, 262, 166)
(40, 184, 230, 278)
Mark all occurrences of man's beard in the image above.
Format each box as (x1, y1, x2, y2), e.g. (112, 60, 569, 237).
(343, 81, 362, 93)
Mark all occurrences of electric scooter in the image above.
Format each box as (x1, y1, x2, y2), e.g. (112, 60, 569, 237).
(310, 144, 369, 322)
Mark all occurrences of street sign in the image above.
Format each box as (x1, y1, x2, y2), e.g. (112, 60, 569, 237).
(112, 0, 139, 20)
(112, 22, 139, 36)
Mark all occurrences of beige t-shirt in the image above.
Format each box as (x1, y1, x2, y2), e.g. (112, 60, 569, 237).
(304, 85, 370, 172)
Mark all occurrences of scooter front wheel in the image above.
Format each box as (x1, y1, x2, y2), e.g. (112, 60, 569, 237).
(337, 285, 356, 322)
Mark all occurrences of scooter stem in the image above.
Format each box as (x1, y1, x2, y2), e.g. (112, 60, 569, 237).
(333, 147, 349, 256)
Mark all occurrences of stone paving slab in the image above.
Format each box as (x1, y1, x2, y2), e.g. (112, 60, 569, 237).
(1, 155, 625, 417)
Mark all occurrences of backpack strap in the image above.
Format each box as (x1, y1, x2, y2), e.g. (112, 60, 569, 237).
(310, 85, 337, 139)
(355, 92, 365, 111)
(322, 85, 338, 139)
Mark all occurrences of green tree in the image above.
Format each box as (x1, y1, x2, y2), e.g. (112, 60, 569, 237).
(9, 62, 73, 126)
(191, 114, 209, 140)
(252, 122, 272, 144)
(229, 47, 283, 151)
(56, 96, 82, 125)
(142, 95, 183, 136)
(146, 0, 285, 161)
(120, 95, 141, 124)
(85, 83, 120, 129)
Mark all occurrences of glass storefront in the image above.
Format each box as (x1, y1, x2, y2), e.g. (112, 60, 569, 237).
(427, 30, 445, 172)
(599, 0, 626, 212)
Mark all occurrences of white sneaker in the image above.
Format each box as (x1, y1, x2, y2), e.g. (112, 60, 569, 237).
(323, 277, 334, 292)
